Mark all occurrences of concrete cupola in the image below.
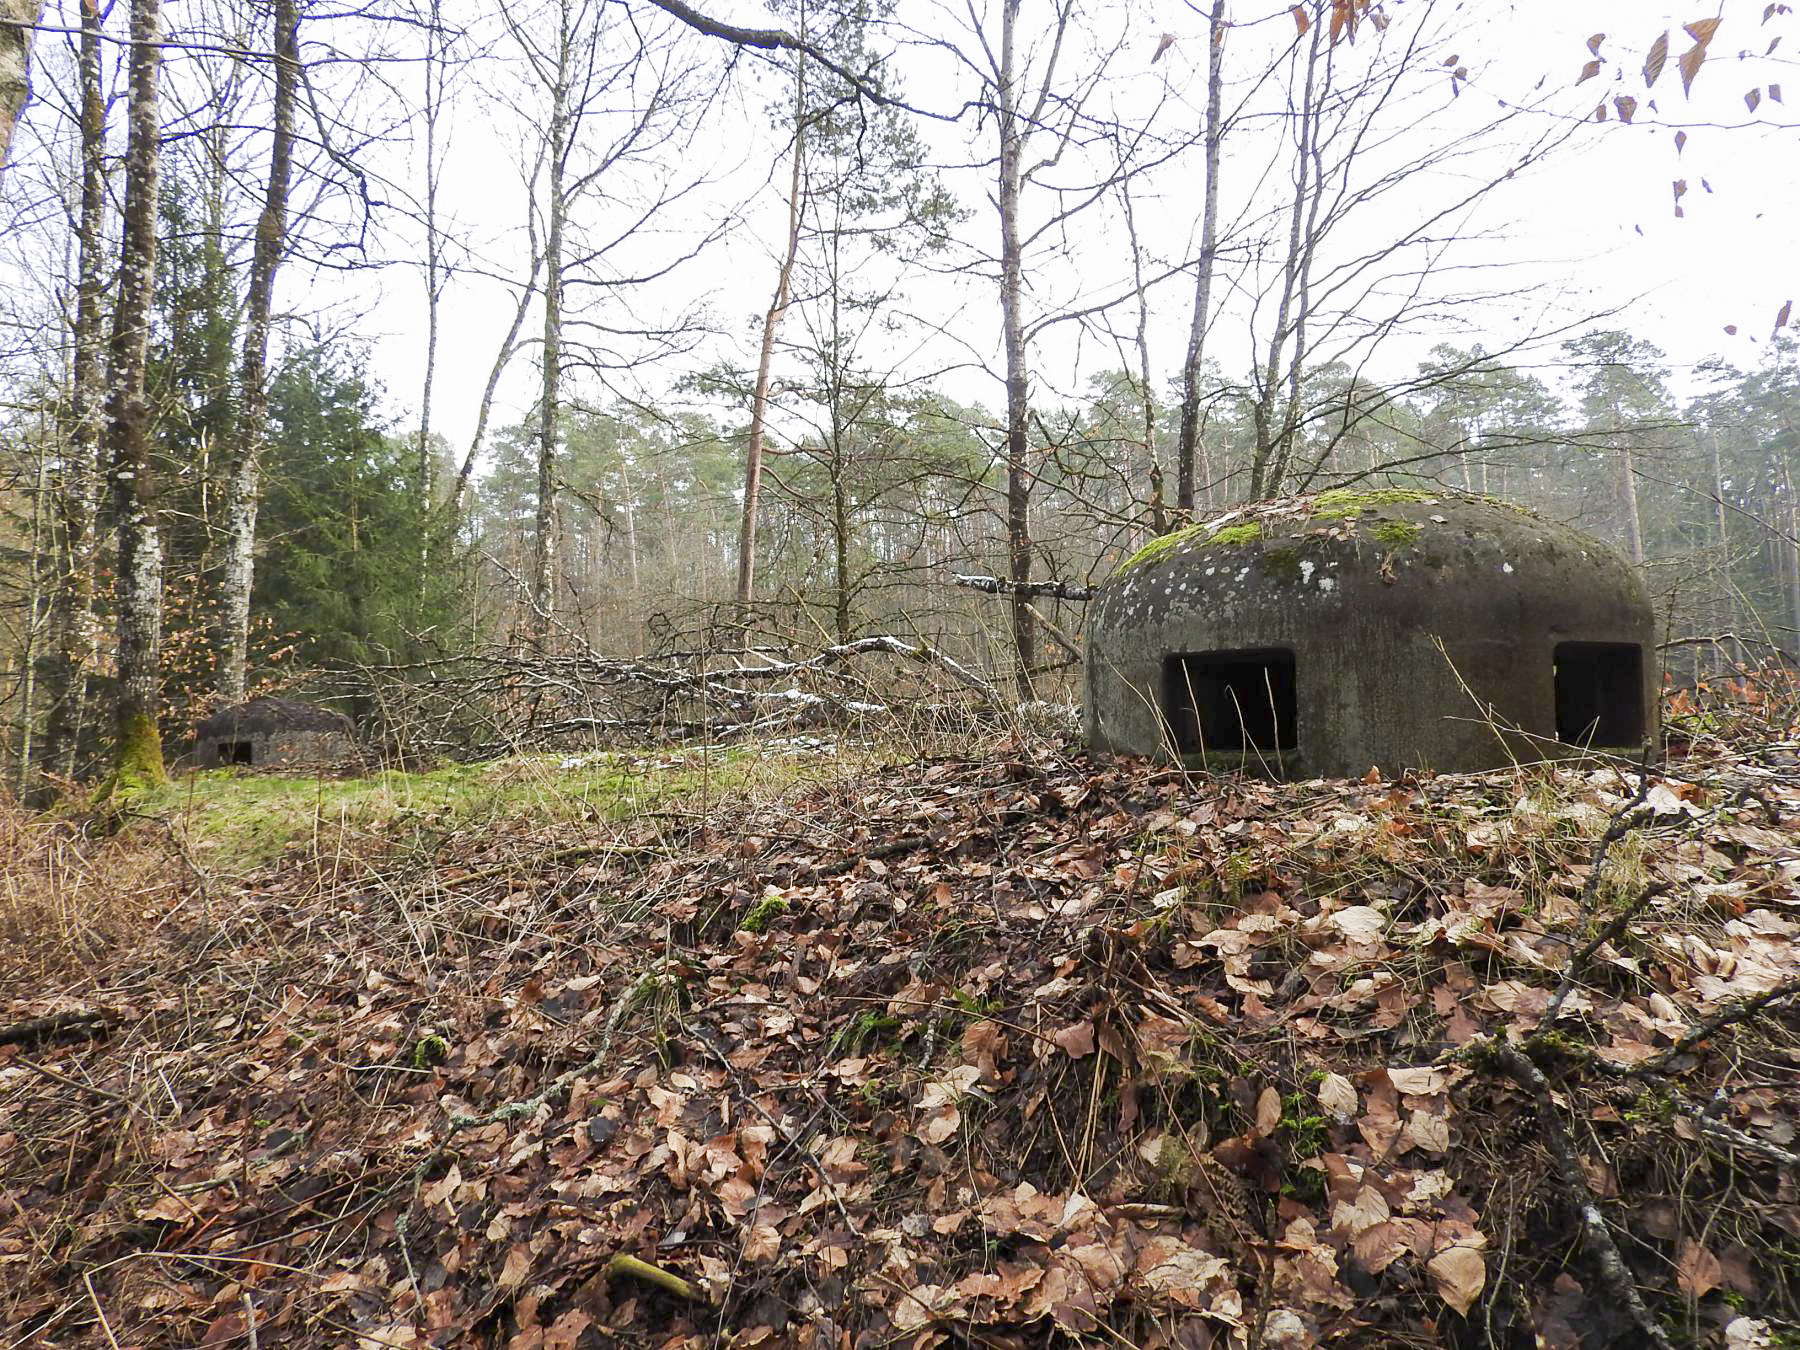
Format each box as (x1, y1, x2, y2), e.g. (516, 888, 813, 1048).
(1084, 490, 1657, 778)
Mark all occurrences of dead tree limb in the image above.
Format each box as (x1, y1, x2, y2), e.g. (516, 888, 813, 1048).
(953, 573, 1093, 602)
(1486, 1042, 1674, 1350)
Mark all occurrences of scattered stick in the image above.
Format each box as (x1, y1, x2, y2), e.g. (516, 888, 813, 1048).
(1485, 1042, 1674, 1350)
(0, 1010, 111, 1049)
(607, 1253, 704, 1302)
(1624, 976, 1800, 1078)
(952, 573, 1093, 602)
(1544, 882, 1672, 1023)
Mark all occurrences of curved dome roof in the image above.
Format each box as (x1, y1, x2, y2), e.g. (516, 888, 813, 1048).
(1085, 490, 1656, 777)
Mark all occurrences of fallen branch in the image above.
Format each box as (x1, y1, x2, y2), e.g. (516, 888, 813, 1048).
(607, 1252, 704, 1302)
(0, 1010, 112, 1049)
(1485, 1042, 1674, 1350)
(953, 573, 1094, 602)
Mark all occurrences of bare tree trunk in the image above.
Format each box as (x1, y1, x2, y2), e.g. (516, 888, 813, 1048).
(107, 0, 166, 786)
(1175, 0, 1225, 518)
(0, 0, 42, 185)
(1120, 182, 1163, 539)
(1618, 442, 1645, 565)
(532, 0, 568, 643)
(217, 0, 298, 704)
(999, 0, 1035, 698)
(1250, 11, 1321, 500)
(736, 54, 806, 623)
(42, 0, 106, 779)
(832, 437, 852, 644)
(17, 452, 49, 786)
(446, 249, 541, 519)
(1707, 429, 1736, 669)
(416, 0, 444, 546)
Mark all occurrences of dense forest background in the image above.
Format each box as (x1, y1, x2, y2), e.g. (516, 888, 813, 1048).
(0, 0, 1796, 783)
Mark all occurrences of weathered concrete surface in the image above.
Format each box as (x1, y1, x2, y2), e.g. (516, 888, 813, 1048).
(194, 696, 361, 769)
(1085, 491, 1658, 777)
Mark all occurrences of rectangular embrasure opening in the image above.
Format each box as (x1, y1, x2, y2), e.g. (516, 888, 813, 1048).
(219, 740, 254, 766)
(1554, 641, 1645, 746)
(1163, 649, 1297, 755)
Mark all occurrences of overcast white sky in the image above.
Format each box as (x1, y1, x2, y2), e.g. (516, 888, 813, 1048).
(13, 0, 1794, 456)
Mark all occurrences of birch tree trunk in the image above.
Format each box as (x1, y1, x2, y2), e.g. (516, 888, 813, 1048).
(735, 54, 806, 624)
(217, 0, 299, 704)
(1175, 0, 1225, 518)
(531, 0, 569, 643)
(998, 0, 1036, 699)
(42, 0, 106, 779)
(0, 0, 42, 184)
(107, 0, 166, 786)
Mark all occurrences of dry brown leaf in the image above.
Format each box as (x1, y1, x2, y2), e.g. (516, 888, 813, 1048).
(1053, 1020, 1096, 1058)
(1256, 1086, 1283, 1137)
(1677, 1237, 1724, 1298)
(1427, 1240, 1487, 1315)
(1645, 30, 1670, 86)
(1318, 1072, 1358, 1121)
(498, 1244, 531, 1291)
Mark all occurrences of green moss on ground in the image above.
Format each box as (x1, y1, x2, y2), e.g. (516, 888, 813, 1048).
(129, 748, 842, 872)
(739, 892, 791, 933)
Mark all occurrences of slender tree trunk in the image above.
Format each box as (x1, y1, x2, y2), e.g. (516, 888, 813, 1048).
(532, 0, 569, 642)
(1120, 182, 1163, 539)
(416, 0, 443, 561)
(0, 0, 42, 184)
(1175, 0, 1225, 518)
(736, 55, 807, 624)
(998, 0, 1036, 697)
(217, 0, 298, 704)
(1707, 429, 1736, 669)
(17, 452, 49, 786)
(107, 0, 166, 786)
(1618, 441, 1645, 565)
(832, 439, 852, 644)
(42, 0, 106, 779)
(447, 251, 541, 519)
(1250, 12, 1321, 500)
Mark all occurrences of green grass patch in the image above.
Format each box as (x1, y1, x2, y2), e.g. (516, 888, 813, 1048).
(135, 747, 848, 871)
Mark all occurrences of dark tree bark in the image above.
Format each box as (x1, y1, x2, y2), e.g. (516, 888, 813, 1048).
(107, 0, 167, 785)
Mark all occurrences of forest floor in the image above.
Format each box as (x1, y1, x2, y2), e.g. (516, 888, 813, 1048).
(2, 734, 1798, 1349)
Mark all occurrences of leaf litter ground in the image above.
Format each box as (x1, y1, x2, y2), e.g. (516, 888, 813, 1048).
(3, 739, 1799, 1349)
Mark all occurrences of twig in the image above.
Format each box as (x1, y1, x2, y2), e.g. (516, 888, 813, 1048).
(952, 573, 1094, 602)
(0, 1010, 111, 1048)
(82, 1272, 123, 1350)
(1544, 882, 1672, 1023)
(1614, 976, 1800, 1079)
(14, 1056, 134, 1106)
(1485, 1042, 1674, 1350)
(607, 1252, 704, 1302)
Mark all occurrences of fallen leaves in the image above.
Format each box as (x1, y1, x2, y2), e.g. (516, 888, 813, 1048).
(4, 745, 1800, 1346)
